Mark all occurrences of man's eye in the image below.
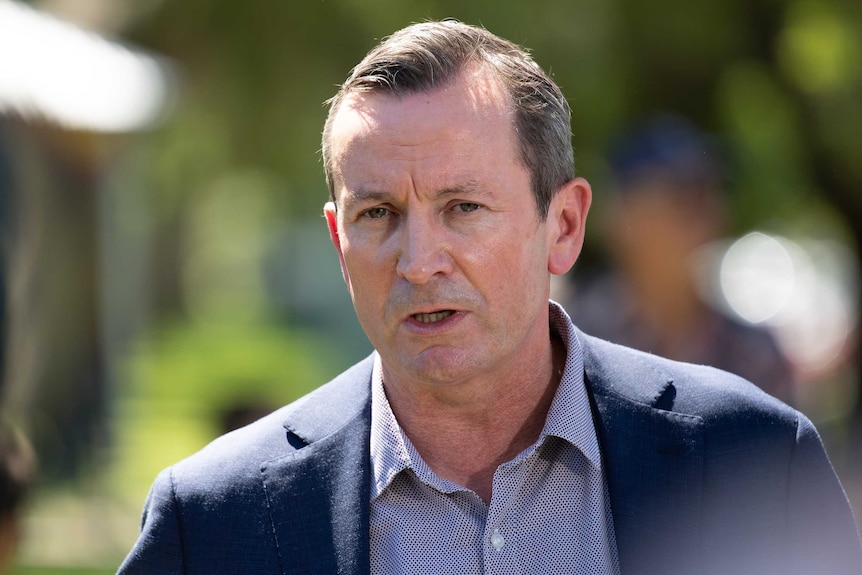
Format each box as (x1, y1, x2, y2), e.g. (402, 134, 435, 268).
(456, 203, 481, 213)
(363, 207, 390, 219)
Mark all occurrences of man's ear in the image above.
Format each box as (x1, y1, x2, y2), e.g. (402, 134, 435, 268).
(324, 202, 351, 287)
(547, 177, 592, 275)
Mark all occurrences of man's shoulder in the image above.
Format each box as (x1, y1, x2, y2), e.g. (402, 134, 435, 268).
(164, 354, 375, 495)
(579, 331, 798, 426)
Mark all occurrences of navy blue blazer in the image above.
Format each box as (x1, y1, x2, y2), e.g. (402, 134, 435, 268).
(118, 332, 862, 574)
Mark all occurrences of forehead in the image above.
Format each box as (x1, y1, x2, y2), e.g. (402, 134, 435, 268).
(327, 66, 518, 184)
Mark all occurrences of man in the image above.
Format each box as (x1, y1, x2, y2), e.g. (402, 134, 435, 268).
(119, 20, 862, 575)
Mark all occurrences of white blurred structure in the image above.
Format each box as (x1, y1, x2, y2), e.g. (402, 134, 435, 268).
(697, 231, 859, 379)
(0, 0, 174, 132)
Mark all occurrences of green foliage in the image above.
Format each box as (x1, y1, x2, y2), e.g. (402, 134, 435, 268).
(109, 319, 336, 501)
(718, 60, 810, 230)
(778, 0, 860, 95)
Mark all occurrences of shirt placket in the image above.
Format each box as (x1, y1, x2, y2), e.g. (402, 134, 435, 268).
(482, 454, 532, 575)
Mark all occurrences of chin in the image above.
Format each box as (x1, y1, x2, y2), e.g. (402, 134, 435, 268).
(399, 346, 480, 385)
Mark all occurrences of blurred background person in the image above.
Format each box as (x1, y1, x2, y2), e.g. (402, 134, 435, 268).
(560, 115, 795, 405)
(0, 419, 34, 573)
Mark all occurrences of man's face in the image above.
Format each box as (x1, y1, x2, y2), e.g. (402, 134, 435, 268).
(325, 67, 562, 387)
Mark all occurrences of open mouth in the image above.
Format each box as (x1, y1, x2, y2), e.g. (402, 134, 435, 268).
(411, 310, 455, 324)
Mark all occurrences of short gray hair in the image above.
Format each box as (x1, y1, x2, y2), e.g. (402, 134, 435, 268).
(321, 20, 574, 219)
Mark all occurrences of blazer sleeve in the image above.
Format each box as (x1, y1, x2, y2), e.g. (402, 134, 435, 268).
(787, 414, 862, 575)
(117, 468, 184, 575)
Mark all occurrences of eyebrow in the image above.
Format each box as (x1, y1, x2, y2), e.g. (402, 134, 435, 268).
(436, 180, 484, 199)
(342, 188, 389, 207)
(342, 180, 487, 208)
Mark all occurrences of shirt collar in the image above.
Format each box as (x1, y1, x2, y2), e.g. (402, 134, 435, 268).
(542, 300, 602, 469)
(369, 353, 411, 500)
(369, 300, 600, 500)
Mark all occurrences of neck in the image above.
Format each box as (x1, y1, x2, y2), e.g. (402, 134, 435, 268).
(382, 334, 566, 504)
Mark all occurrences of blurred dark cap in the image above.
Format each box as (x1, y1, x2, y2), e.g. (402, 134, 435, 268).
(608, 114, 724, 192)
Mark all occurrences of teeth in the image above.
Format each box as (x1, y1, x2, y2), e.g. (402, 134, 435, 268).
(413, 310, 455, 324)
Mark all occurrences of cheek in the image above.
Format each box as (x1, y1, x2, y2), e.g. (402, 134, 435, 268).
(341, 243, 390, 304)
(465, 233, 547, 294)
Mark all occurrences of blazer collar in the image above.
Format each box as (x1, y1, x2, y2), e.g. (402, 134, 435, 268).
(262, 355, 374, 575)
(579, 332, 705, 575)
(282, 355, 375, 444)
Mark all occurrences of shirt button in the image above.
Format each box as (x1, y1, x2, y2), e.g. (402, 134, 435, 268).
(490, 529, 505, 550)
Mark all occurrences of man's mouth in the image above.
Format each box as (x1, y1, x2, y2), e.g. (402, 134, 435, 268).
(411, 310, 455, 324)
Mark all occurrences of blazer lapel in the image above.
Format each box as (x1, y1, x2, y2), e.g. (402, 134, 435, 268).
(581, 334, 705, 575)
(261, 357, 374, 575)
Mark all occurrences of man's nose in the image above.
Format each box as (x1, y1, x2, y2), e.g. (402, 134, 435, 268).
(395, 216, 453, 284)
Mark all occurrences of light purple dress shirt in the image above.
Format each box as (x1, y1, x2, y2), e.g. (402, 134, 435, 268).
(369, 301, 620, 574)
